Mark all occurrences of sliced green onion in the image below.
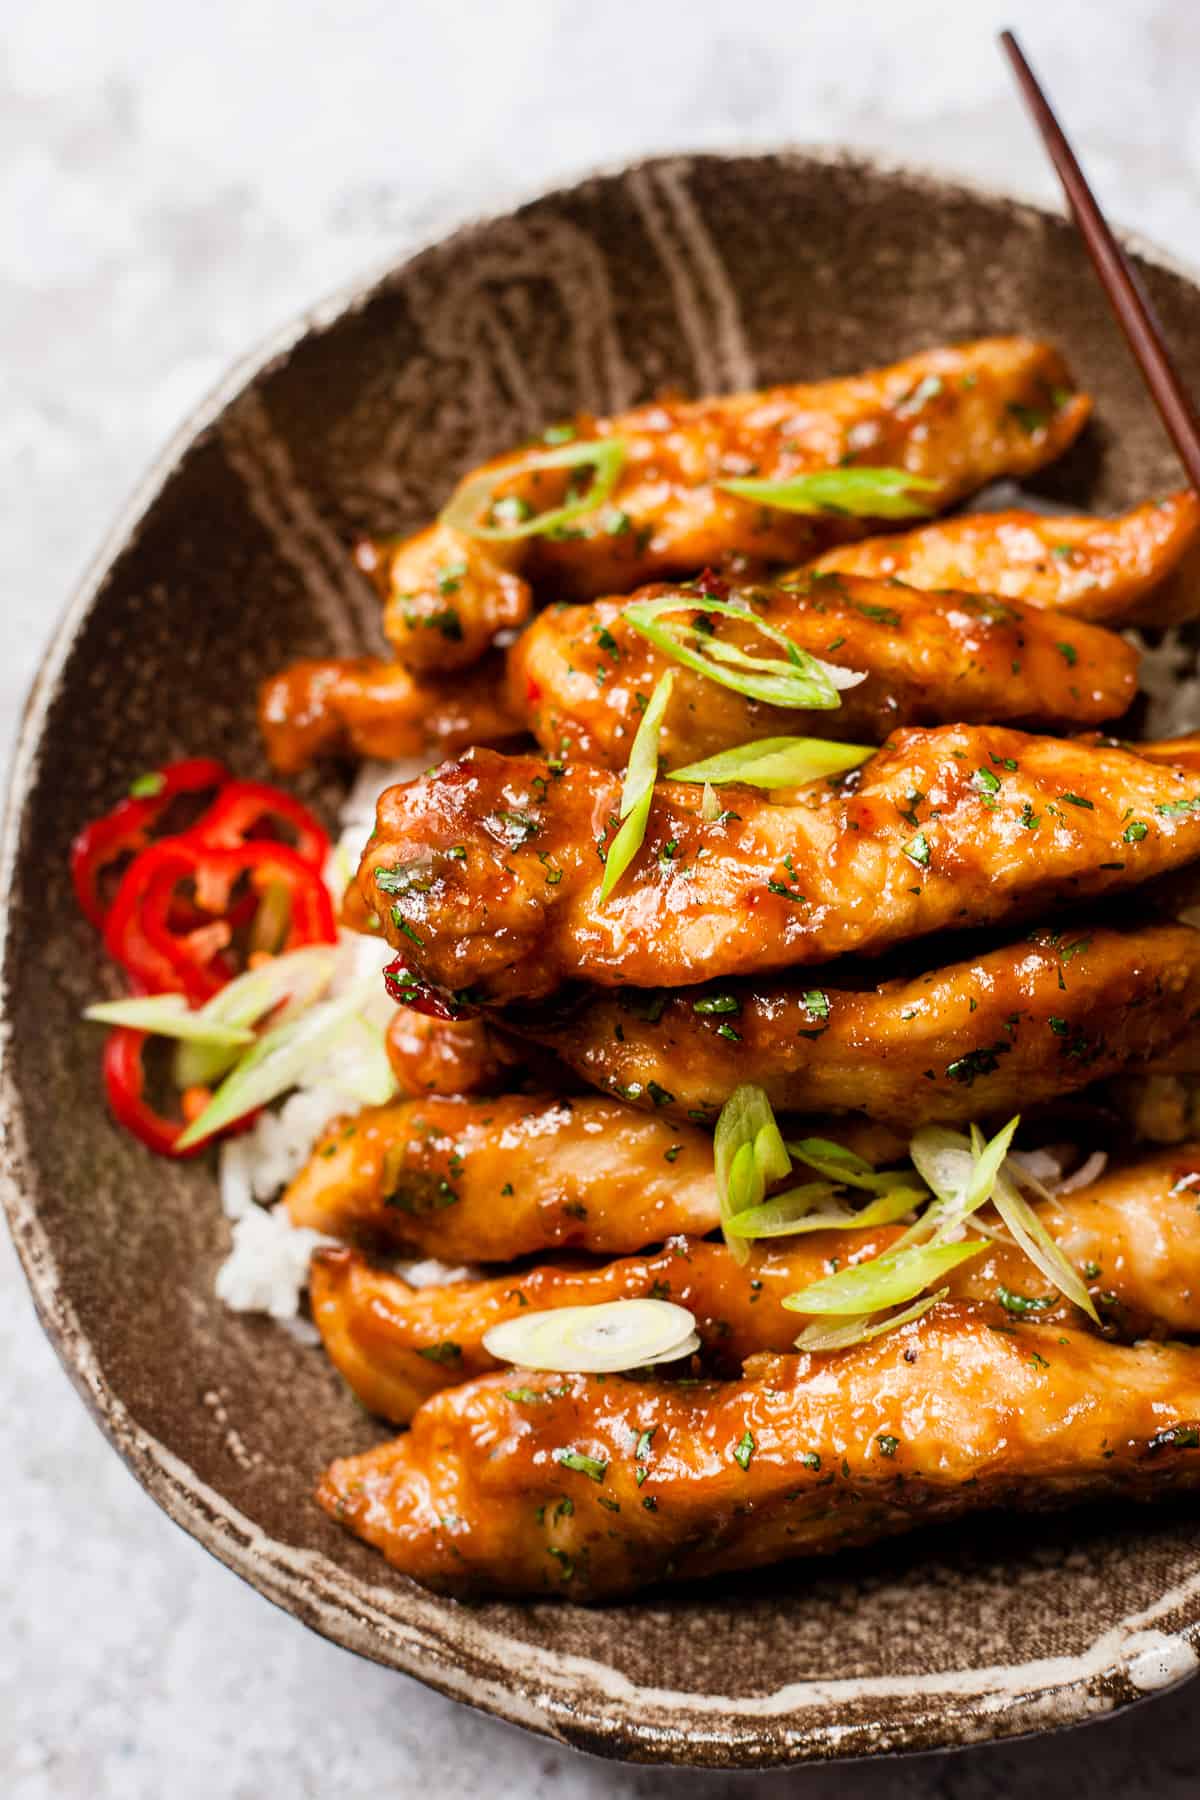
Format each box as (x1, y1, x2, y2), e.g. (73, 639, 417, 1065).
(725, 1185, 919, 1239)
(990, 1166, 1101, 1325)
(83, 994, 254, 1048)
(787, 1136, 922, 1198)
(482, 1298, 699, 1373)
(720, 466, 940, 519)
(714, 1083, 791, 1266)
(670, 736, 874, 788)
(174, 945, 338, 1088)
(623, 594, 862, 711)
(781, 1238, 985, 1316)
(175, 979, 373, 1149)
(439, 438, 626, 541)
(907, 1116, 1019, 1245)
(330, 1016, 399, 1108)
(599, 670, 675, 901)
(700, 781, 721, 823)
(793, 1288, 947, 1353)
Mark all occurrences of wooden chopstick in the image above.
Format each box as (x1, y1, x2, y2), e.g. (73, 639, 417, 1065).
(999, 28, 1200, 492)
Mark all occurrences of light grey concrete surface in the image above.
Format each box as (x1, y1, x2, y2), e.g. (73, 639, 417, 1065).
(4, 1, 1200, 1792)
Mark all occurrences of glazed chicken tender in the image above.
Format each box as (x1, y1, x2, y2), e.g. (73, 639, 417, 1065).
(813, 490, 1200, 625)
(361, 728, 1200, 1002)
(512, 923, 1200, 1128)
(308, 1144, 1200, 1422)
(510, 574, 1136, 770)
(318, 1304, 1200, 1600)
(257, 654, 524, 775)
(361, 338, 1089, 673)
(285, 1095, 718, 1258)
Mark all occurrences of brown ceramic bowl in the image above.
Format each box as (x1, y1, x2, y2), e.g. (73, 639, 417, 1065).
(5, 150, 1200, 1769)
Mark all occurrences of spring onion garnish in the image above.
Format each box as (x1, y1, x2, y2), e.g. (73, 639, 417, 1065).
(713, 1084, 792, 1266)
(725, 1184, 920, 1239)
(793, 1289, 948, 1354)
(906, 1116, 1020, 1246)
(83, 994, 255, 1048)
(599, 670, 676, 901)
(782, 1238, 985, 1317)
(622, 594, 864, 710)
(670, 736, 874, 789)
(768, 1112, 1097, 1351)
(482, 1299, 699, 1374)
(175, 979, 375, 1149)
(988, 1159, 1100, 1325)
(719, 466, 941, 519)
(439, 438, 626, 542)
(787, 1137, 923, 1197)
(172, 944, 339, 1088)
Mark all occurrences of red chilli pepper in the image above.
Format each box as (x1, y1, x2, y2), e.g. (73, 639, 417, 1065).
(102, 1027, 207, 1158)
(70, 758, 229, 929)
(191, 780, 329, 869)
(105, 839, 337, 1001)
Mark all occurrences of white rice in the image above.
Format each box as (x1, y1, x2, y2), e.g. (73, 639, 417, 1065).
(214, 757, 464, 1321)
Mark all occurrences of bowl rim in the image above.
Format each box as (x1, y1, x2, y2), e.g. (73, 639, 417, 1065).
(4, 143, 1200, 1769)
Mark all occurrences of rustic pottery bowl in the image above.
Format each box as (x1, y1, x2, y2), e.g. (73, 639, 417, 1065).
(5, 150, 1200, 1769)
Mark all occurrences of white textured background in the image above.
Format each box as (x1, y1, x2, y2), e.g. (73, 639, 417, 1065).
(5, 1, 1200, 1793)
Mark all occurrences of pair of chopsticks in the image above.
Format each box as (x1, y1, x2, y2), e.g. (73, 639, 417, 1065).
(999, 29, 1200, 491)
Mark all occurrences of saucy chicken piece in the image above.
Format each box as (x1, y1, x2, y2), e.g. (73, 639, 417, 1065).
(285, 1094, 718, 1258)
(285, 1093, 907, 1260)
(318, 1301, 1200, 1599)
(309, 1144, 1200, 1422)
(258, 655, 524, 775)
(513, 922, 1200, 1129)
(384, 1008, 513, 1097)
(362, 339, 1089, 673)
(509, 575, 1137, 770)
(360, 728, 1200, 1002)
(814, 490, 1200, 625)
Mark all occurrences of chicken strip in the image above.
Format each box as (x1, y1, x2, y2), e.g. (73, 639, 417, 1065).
(309, 1145, 1200, 1421)
(384, 1008, 514, 1097)
(258, 655, 524, 775)
(285, 1092, 908, 1260)
(318, 1302, 1200, 1599)
(510, 922, 1200, 1129)
(509, 574, 1137, 770)
(814, 490, 1200, 625)
(361, 339, 1089, 673)
(360, 727, 1200, 1002)
(284, 1095, 719, 1258)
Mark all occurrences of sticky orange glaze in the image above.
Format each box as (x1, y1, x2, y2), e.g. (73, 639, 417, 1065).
(284, 1094, 718, 1258)
(816, 493, 1200, 626)
(384, 1009, 513, 1097)
(308, 1148, 1200, 1421)
(509, 575, 1137, 769)
(317, 1302, 1200, 1599)
(814, 491, 1200, 624)
(516, 922, 1200, 1128)
(360, 727, 1200, 1001)
(362, 338, 1089, 673)
(257, 655, 524, 774)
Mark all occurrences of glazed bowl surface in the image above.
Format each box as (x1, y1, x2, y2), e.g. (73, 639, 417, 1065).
(5, 149, 1200, 1767)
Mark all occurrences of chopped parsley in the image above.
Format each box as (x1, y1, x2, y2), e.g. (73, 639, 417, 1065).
(556, 1449, 607, 1482)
